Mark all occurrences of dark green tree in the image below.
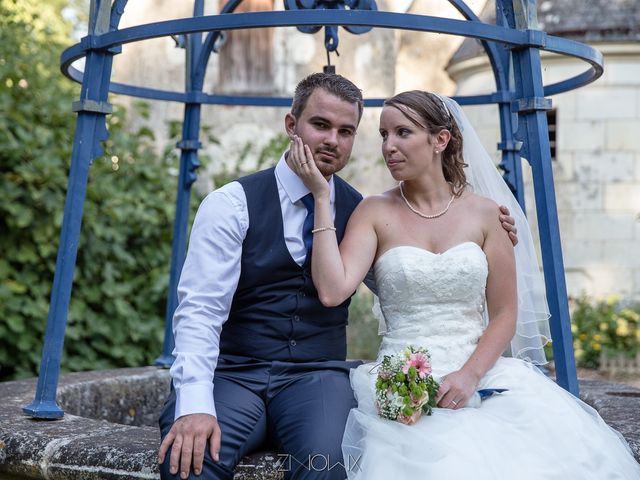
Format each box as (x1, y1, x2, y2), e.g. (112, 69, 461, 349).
(0, 0, 183, 379)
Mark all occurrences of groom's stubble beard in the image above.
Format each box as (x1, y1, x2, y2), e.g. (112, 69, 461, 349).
(314, 151, 350, 178)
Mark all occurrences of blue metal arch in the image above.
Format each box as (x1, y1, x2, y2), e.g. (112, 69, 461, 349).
(61, 10, 603, 106)
(25, 0, 596, 418)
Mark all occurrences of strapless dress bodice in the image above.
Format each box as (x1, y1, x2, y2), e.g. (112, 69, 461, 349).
(374, 242, 488, 377)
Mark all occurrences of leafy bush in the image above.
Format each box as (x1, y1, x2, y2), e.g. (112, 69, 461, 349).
(571, 296, 640, 369)
(545, 295, 640, 369)
(347, 287, 381, 361)
(0, 0, 186, 379)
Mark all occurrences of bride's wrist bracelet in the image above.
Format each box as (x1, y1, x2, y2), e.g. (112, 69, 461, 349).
(311, 226, 336, 234)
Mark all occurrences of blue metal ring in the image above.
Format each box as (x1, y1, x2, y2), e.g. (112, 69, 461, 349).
(60, 10, 603, 107)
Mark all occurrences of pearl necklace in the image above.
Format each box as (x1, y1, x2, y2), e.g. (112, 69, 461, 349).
(399, 182, 455, 219)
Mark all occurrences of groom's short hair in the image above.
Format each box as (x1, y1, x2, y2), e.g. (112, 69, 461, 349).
(291, 73, 364, 123)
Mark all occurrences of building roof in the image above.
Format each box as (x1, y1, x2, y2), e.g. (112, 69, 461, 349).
(450, 0, 640, 66)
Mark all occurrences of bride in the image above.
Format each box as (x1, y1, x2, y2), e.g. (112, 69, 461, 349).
(289, 91, 640, 479)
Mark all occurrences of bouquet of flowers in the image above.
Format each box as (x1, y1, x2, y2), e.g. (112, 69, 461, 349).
(375, 346, 440, 425)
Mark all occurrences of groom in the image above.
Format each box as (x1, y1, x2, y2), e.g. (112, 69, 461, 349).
(158, 72, 517, 479)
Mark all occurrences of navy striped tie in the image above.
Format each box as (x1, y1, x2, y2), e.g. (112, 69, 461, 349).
(301, 193, 315, 258)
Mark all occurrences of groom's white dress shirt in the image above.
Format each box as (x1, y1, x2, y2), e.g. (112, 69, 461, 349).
(170, 155, 337, 420)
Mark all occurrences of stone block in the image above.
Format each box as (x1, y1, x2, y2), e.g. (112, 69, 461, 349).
(562, 237, 640, 271)
(576, 88, 638, 120)
(606, 120, 640, 151)
(604, 184, 640, 212)
(551, 153, 574, 182)
(573, 152, 635, 183)
(562, 239, 604, 269)
(540, 55, 584, 85)
(464, 104, 500, 129)
(565, 266, 634, 298)
(556, 211, 574, 238)
(555, 181, 603, 212)
(597, 240, 640, 268)
(600, 57, 640, 87)
(568, 212, 635, 240)
(475, 126, 501, 156)
(454, 69, 496, 96)
(565, 268, 596, 298)
(559, 121, 606, 152)
(554, 92, 577, 122)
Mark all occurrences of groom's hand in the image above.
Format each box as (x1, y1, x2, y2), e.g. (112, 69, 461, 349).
(158, 413, 221, 478)
(499, 205, 518, 246)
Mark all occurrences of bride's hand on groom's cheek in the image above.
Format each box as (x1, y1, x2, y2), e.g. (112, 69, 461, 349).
(289, 135, 329, 197)
(436, 369, 479, 410)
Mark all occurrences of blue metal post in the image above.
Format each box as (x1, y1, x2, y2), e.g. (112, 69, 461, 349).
(503, 0, 578, 394)
(155, 2, 204, 367)
(24, 0, 118, 418)
(494, 7, 526, 209)
(497, 101, 526, 209)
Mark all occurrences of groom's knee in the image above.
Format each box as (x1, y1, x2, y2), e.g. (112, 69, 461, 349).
(158, 447, 235, 480)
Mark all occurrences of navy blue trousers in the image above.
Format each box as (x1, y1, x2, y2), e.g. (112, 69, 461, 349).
(159, 356, 361, 480)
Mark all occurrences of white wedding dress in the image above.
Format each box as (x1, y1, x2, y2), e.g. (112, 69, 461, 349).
(343, 243, 640, 479)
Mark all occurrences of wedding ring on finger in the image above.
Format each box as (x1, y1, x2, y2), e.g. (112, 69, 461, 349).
(450, 400, 458, 407)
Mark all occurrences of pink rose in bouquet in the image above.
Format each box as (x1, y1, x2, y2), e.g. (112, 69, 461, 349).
(375, 346, 440, 424)
(402, 351, 432, 379)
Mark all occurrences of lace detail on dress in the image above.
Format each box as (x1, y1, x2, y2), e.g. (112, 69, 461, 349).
(374, 242, 488, 378)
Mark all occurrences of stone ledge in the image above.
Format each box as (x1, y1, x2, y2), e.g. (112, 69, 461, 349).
(0, 367, 638, 479)
(579, 379, 640, 460)
(0, 367, 281, 480)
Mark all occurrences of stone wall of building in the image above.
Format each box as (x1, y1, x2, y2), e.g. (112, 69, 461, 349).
(450, 44, 640, 301)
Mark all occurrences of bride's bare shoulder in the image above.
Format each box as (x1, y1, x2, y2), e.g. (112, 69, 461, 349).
(360, 188, 399, 208)
(352, 189, 399, 221)
(460, 190, 501, 223)
(462, 190, 499, 214)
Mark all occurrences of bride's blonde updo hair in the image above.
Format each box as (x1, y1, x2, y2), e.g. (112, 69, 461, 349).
(384, 91, 467, 196)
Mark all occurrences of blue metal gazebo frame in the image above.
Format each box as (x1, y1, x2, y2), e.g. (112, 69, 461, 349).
(24, 0, 603, 418)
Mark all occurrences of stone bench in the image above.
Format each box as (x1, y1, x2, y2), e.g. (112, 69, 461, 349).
(0, 367, 281, 479)
(0, 367, 638, 479)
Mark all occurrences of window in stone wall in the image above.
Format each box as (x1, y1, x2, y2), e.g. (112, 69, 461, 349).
(217, 0, 275, 95)
(547, 108, 557, 161)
